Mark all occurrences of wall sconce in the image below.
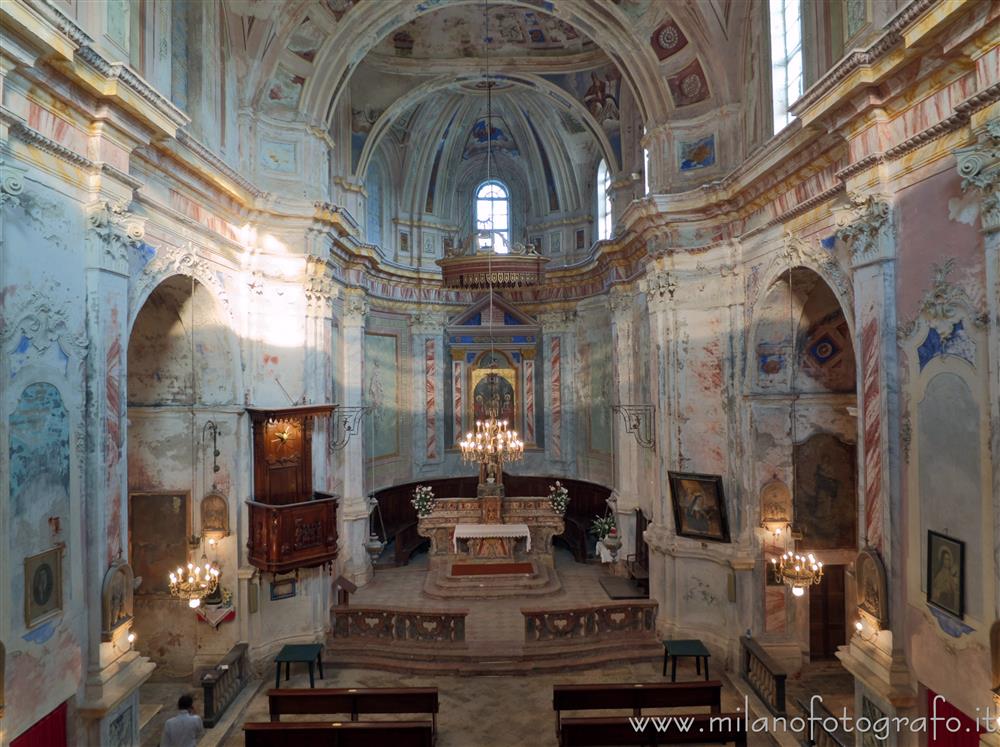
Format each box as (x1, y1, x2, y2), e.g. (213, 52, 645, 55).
(761, 521, 789, 540)
(854, 618, 878, 643)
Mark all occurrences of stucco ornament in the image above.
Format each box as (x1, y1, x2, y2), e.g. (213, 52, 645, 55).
(133, 243, 232, 322)
(1, 286, 89, 361)
(835, 193, 893, 266)
(896, 258, 986, 342)
(0, 158, 26, 207)
(955, 117, 1000, 233)
(86, 201, 146, 273)
(342, 288, 369, 323)
(646, 270, 677, 303)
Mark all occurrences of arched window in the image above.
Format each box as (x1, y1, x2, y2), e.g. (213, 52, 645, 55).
(597, 159, 612, 241)
(475, 180, 510, 254)
(769, 0, 803, 134)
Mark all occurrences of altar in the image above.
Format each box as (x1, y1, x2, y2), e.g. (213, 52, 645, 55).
(417, 495, 565, 598)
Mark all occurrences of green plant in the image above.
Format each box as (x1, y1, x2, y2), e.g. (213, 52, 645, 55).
(590, 514, 616, 540)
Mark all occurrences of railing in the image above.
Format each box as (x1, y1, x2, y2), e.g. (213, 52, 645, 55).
(331, 606, 467, 643)
(795, 698, 852, 746)
(201, 643, 250, 728)
(740, 635, 787, 716)
(522, 601, 658, 643)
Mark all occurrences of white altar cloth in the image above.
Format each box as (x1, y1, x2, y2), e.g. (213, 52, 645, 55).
(453, 523, 531, 553)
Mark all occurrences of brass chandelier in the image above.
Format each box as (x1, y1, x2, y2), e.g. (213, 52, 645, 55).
(459, 370, 525, 479)
(168, 560, 221, 609)
(771, 551, 824, 597)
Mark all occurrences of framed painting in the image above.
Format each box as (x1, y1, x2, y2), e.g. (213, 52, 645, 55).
(364, 332, 401, 459)
(129, 491, 191, 595)
(270, 576, 297, 601)
(926, 530, 964, 618)
(668, 471, 730, 543)
(25, 546, 63, 627)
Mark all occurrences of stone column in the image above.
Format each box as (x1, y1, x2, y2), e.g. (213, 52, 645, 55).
(641, 267, 677, 636)
(641, 124, 671, 195)
(609, 286, 640, 558)
(338, 287, 372, 586)
(955, 118, 1000, 628)
(834, 193, 915, 713)
(80, 200, 155, 743)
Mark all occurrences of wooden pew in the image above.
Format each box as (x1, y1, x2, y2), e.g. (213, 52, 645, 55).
(245, 720, 434, 747)
(553, 682, 722, 742)
(559, 714, 747, 746)
(268, 687, 438, 740)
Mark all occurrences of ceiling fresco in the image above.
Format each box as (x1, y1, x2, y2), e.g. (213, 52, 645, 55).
(372, 4, 597, 60)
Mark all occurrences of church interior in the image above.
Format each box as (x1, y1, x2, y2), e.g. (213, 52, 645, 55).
(1, 0, 999, 745)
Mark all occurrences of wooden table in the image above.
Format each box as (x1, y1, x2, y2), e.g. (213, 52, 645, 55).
(274, 643, 324, 688)
(662, 639, 711, 681)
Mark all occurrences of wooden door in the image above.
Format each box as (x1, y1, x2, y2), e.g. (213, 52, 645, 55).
(809, 564, 846, 660)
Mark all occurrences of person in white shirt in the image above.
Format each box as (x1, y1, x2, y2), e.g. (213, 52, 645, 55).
(160, 694, 205, 747)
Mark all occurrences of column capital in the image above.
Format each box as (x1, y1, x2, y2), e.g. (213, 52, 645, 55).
(608, 285, 636, 318)
(539, 309, 576, 332)
(341, 287, 368, 327)
(305, 269, 336, 316)
(642, 269, 677, 313)
(955, 117, 1000, 234)
(86, 200, 146, 274)
(834, 193, 895, 268)
(409, 310, 447, 335)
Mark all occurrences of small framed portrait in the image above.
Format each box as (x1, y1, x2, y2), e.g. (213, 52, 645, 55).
(855, 547, 888, 627)
(399, 230, 410, 253)
(575, 229, 585, 250)
(270, 576, 297, 601)
(926, 530, 964, 619)
(25, 546, 63, 628)
(668, 471, 730, 543)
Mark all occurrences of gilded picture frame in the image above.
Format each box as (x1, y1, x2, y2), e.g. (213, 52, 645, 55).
(25, 546, 63, 628)
(668, 471, 731, 543)
(926, 530, 964, 619)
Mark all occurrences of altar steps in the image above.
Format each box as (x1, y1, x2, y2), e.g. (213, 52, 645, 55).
(325, 637, 663, 676)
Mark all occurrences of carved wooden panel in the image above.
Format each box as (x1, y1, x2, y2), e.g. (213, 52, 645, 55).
(246, 496, 339, 574)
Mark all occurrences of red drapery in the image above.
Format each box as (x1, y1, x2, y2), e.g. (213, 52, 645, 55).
(10, 701, 67, 747)
(926, 690, 982, 747)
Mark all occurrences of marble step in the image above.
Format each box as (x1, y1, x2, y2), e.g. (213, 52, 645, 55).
(325, 637, 664, 675)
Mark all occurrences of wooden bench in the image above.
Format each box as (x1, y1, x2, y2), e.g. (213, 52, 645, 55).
(268, 687, 438, 741)
(559, 713, 747, 746)
(245, 720, 434, 747)
(553, 681, 723, 742)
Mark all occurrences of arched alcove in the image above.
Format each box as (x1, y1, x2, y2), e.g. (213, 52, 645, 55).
(126, 275, 242, 675)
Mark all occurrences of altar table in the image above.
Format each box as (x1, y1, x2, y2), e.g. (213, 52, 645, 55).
(453, 523, 531, 553)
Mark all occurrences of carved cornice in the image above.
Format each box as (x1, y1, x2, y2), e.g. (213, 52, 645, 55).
(7, 118, 94, 169)
(86, 201, 146, 274)
(835, 193, 894, 268)
(955, 118, 1000, 234)
(790, 0, 937, 116)
(176, 131, 265, 198)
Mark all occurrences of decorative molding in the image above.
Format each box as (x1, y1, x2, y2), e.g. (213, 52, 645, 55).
(305, 271, 335, 314)
(645, 269, 677, 310)
(409, 310, 446, 335)
(896, 258, 987, 341)
(341, 287, 369, 325)
(790, 0, 937, 115)
(8, 119, 94, 169)
(835, 194, 894, 267)
(329, 406, 370, 451)
(538, 309, 576, 332)
(132, 243, 232, 323)
(0, 158, 26, 207)
(612, 404, 655, 450)
(1, 285, 89, 365)
(73, 46, 189, 131)
(955, 117, 1000, 234)
(176, 131, 265, 198)
(86, 201, 146, 274)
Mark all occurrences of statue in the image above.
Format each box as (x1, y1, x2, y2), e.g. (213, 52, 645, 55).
(101, 557, 135, 641)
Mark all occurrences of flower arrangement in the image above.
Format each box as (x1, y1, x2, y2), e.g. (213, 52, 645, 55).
(548, 481, 570, 515)
(590, 514, 617, 540)
(411, 484, 435, 517)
